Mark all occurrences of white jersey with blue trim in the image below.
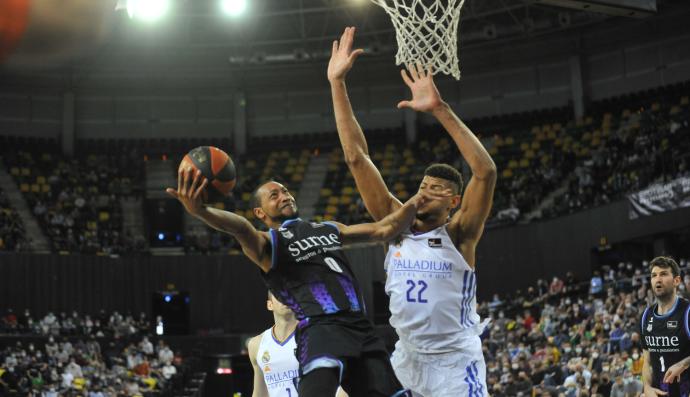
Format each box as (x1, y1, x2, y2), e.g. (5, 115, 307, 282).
(256, 327, 299, 397)
(384, 224, 482, 353)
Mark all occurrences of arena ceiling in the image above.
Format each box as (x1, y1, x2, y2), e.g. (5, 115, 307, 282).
(111, 0, 613, 61)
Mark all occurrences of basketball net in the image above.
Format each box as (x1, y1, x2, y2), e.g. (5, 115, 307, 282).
(370, 0, 466, 80)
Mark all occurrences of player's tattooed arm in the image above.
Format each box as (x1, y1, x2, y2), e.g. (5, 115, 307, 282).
(247, 335, 269, 397)
(642, 349, 669, 396)
(329, 27, 403, 221)
(167, 168, 272, 272)
(663, 354, 690, 385)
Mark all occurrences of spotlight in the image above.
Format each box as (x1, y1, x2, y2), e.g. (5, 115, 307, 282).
(127, 0, 170, 22)
(164, 295, 172, 303)
(158, 233, 165, 241)
(221, 0, 248, 16)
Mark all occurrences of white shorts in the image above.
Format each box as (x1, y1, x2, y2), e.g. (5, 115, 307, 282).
(390, 339, 487, 397)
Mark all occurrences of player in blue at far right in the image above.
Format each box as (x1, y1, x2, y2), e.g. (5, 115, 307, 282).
(328, 27, 497, 397)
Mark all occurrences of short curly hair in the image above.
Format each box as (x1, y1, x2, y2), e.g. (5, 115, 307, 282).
(649, 256, 681, 278)
(424, 163, 464, 194)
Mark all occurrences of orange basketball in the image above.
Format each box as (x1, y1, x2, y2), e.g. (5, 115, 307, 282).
(178, 146, 236, 202)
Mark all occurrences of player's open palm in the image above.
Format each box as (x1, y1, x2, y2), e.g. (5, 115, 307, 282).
(398, 63, 444, 112)
(166, 167, 207, 217)
(644, 386, 669, 396)
(328, 26, 364, 82)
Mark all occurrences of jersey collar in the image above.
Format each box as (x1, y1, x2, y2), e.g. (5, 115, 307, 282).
(280, 218, 302, 228)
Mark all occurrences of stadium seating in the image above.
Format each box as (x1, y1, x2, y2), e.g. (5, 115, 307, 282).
(0, 187, 26, 252)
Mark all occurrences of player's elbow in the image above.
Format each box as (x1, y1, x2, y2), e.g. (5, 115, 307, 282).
(343, 150, 369, 168)
(475, 162, 497, 181)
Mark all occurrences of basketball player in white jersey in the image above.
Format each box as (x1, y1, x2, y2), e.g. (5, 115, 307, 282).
(248, 292, 300, 397)
(328, 27, 497, 396)
(248, 292, 350, 397)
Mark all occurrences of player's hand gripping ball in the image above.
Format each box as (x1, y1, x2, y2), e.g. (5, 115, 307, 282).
(178, 146, 237, 202)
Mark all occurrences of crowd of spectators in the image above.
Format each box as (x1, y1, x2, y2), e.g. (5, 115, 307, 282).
(0, 189, 27, 252)
(547, 95, 690, 218)
(2, 150, 144, 255)
(1, 310, 150, 338)
(0, 310, 187, 396)
(477, 257, 689, 397)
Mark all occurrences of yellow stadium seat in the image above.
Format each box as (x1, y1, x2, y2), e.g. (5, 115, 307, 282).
(31, 184, 40, 193)
(508, 160, 518, 169)
(505, 136, 515, 145)
(99, 212, 110, 222)
(36, 176, 46, 184)
(393, 182, 405, 191)
(670, 106, 680, 115)
(328, 197, 339, 205)
(41, 184, 50, 193)
(20, 183, 29, 192)
(342, 186, 355, 196)
(324, 214, 335, 221)
(489, 146, 499, 155)
(531, 126, 540, 134)
(520, 142, 529, 151)
(525, 150, 535, 160)
(10, 167, 19, 176)
(326, 205, 338, 215)
(502, 169, 513, 178)
(530, 141, 540, 150)
(340, 196, 352, 205)
(519, 158, 530, 168)
(397, 190, 410, 200)
(21, 168, 30, 176)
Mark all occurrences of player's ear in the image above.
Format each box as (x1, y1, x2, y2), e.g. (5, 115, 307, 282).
(450, 194, 462, 209)
(266, 298, 273, 312)
(253, 207, 265, 221)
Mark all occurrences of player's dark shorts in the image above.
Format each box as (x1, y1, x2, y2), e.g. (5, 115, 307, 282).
(295, 311, 407, 396)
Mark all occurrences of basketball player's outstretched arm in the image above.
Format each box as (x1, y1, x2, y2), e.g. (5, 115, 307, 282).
(166, 168, 272, 272)
(328, 192, 435, 245)
(398, 64, 497, 263)
(328, 27, 403, 221)
(246, 336, 269, 397)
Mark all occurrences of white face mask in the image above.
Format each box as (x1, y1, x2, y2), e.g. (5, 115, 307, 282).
(575, 347, 582, 354)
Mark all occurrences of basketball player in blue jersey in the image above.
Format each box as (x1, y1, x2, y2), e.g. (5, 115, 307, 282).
(641, 257, 690, 397)
(167, 171, 430, 396)
(328, 27, 497, 396)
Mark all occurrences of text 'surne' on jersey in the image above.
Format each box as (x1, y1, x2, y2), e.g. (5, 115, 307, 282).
(262, 219, 365, 319)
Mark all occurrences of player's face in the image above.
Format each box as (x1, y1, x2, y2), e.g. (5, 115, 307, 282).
(415, 176, 460, 221)
(650, 266, 680, 299)
(267, 294, 293, 316)
(258, 182, 298, 223)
